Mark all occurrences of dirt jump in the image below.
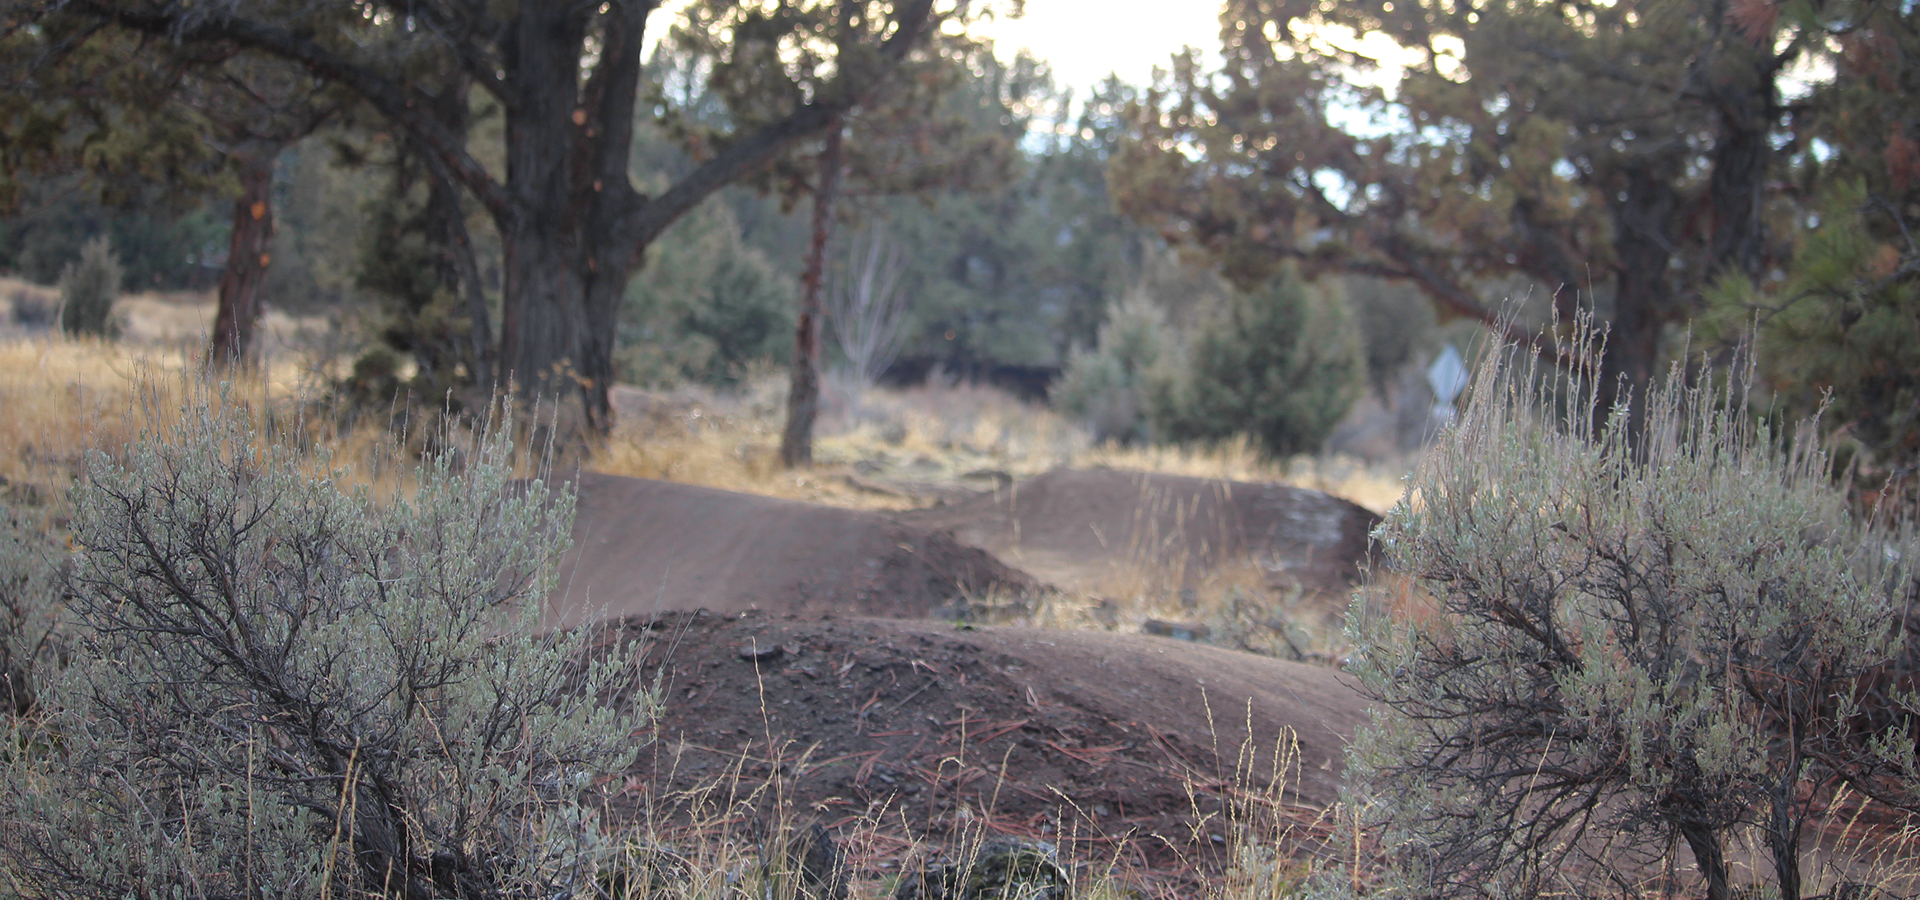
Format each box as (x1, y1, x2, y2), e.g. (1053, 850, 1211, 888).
(594, 611, 1367, 877)
(549, 468, 1377, 880)
(902, 468, 1380, 622)
(547, 472, 1039, 627)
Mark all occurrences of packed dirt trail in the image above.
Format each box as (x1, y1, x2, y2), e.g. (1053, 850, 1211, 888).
(900, 468, 1380, 622)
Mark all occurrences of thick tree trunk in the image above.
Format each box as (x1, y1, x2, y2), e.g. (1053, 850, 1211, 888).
(1706, 67, 1778, 282)
(781, 120, 846, 469)
(208, 146, 277, 371)
(1598, 165, 1679, 443)
(495, 4, 643, 441)
(496, 232, 639, 440)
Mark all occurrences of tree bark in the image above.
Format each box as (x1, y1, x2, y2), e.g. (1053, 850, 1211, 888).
(1679, 821, 1733, 900)
(208, 145, 277, 371)
(781, 119, 846, 469)
(1705, 56, 1779, 281)
(1598, 164, 1680, 443)
(494, 3, 645, 439)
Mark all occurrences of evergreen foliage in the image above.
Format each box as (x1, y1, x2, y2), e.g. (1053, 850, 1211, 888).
(1153, 269, 1363, 459)
(1349, 323, 1920, 900)
(1706, 3, 1919, 505)
(56, 235, 122, 338)
(1052, 289, 1173, 445)
(351, 176, 481, 401)
(619, 202, 792, 388)
(3, 388, 651, 898)
(0, 184, 225, 292)
(1708, 181, 1920, 501)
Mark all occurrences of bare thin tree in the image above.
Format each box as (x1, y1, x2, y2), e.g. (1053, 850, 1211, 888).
(826, 228, 912, 389)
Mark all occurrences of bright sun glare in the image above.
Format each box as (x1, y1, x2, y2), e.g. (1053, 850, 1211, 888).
(973, 0, 1225, 95)
(643, 1, 1426, 100)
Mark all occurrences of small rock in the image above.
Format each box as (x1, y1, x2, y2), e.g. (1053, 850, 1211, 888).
(893, 838, 1072, 900)
(1142, 619, 1211, 642)
(763, 822, 848, 900)
(738, 639, 784, 662)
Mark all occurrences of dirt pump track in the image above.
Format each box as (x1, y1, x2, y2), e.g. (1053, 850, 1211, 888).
(548, 469, 1377, 874)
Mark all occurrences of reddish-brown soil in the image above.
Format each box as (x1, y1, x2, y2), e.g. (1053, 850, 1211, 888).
(548, 468, 1379, 881)
(592, 611, 1369, 878)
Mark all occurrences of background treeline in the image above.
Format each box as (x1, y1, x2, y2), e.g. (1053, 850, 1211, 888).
(4, 0, 1914, 484)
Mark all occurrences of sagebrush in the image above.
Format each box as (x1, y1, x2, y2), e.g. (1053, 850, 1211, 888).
(1348, 322, 1920, 900)
(0, 502, 59, 718)
(57, 235, 121, 339)
(3, 385, 652, 899)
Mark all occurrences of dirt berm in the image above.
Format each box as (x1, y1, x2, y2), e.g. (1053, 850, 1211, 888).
(546, 472, 1039, 627)
(902, 468, 1381, 612)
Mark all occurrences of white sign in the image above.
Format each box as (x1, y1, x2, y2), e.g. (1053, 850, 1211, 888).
(1427, 344, 1469, 424)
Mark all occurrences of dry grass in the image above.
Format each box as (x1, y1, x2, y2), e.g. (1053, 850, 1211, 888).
(591, 374, 1411, 516)
(2, 296, 365, 523)
(590, 376, 1096, 511)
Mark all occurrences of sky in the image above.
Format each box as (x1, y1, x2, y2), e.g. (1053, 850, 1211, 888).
(640, 1, 1418, 103)
(642, 1, 1231, 99)
(971, 1, 1225, 96)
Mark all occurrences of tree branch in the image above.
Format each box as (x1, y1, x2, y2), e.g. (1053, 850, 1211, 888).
(620, 0, 937, 255)
(373, 0, 513, 105)
(71, 0, 514, 223)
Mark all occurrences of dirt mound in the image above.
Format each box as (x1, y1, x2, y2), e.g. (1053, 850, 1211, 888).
(597, 611, 1368, 873)
(547, 472, 1038, 627)
(903, 468, 1380, 614)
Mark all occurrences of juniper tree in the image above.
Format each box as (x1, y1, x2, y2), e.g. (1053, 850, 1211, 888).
(1152, 267, 1363, 459)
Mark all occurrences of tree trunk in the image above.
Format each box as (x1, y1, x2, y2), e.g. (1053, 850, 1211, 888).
(499, 228, 630, 440)
(781, 119, 846, 469)
(494, 4, 644, 442)
(1679, 821, 1733, 900)
(1706, 80, 1777, 282)
(208, 145, 277, 371)
(1598, 165, 1679, 443)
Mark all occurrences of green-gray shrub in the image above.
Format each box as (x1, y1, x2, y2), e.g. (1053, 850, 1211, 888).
(57, 235, 123, 338)
(0, 503, 60, 718)
(1347, 320, 1920, 900)
(1051, 289, 1173, 445)
(3, 387, 651, 898)
(1152, 267, 1362, 459)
